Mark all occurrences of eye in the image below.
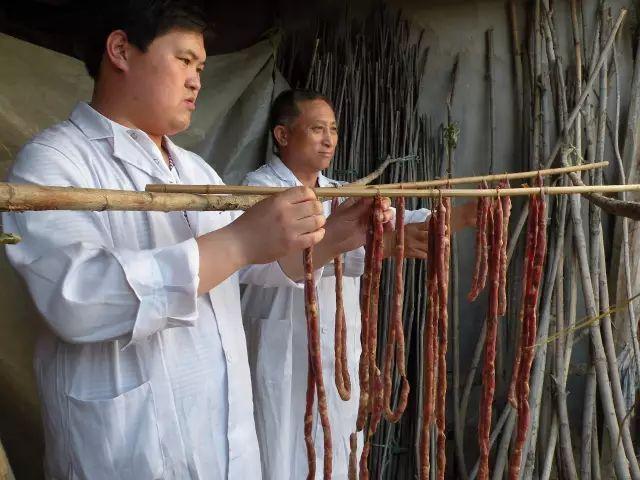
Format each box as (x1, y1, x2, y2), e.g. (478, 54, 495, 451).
(178, 57, 190, 66)
(312, 126, 323, 133)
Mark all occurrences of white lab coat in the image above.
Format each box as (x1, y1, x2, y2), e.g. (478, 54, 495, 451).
(241, 157, 429, 480)
(3, 103, 303, 480)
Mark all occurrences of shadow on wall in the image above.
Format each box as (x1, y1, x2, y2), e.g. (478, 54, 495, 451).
(0, 32, 84, 480)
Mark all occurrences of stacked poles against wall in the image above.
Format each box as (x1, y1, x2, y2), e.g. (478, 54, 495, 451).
(278, 1, 640, 479)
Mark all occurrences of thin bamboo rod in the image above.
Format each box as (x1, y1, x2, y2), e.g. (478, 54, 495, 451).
(141, 183, 640, 199)
(372, 160, 607, 188)
(146, 161, 608, 194)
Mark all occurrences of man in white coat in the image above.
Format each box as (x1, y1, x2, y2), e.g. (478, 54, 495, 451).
(241, 90, 476, 479)
(3, 4, 392, 480)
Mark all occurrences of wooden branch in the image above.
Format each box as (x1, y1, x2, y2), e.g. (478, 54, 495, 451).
(0, 183, 265, 212)
(564, 168, 640, 220)
(349, 155, 415, 185)
(6, 181, 640, 213)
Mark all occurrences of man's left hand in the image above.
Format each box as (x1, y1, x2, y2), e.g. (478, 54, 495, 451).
(383, 222, 428, 259)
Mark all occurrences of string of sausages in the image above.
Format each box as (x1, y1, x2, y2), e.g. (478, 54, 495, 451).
(420, 197, 451, 480)
(303, 247, 333, 480)
(383, 196, 410, 423)
(308, 189, 531, 479)
(474, 182, 512, 480)
(477, 197, 503, 480)
(436, 197, 451, 480)
(356, 227, 374, 433)
(508, 184, 547, 480)
(332, 197, 352, 401)
(468, 181, 490, 302)
(359, 194, 386, 480)
(420, 209, 437, 480)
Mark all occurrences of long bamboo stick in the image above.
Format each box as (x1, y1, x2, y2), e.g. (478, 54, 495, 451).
(374, 160, 608, 189)
(148, 183, 640, 198)
(147, 161, 608, 193)
(8, 183, 640, 214)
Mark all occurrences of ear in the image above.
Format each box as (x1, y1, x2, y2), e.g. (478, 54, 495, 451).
(273, 125, 289, 149)
(104, 30, 131, 73)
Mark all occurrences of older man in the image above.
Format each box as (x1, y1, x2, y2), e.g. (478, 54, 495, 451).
(241, 89, 475, 479)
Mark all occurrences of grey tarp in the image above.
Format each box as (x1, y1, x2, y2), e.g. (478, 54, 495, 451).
(0, 32, 286, 479)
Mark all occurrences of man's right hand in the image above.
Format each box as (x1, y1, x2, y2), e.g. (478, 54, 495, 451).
(195, 187, 325, 293)
(229, 186, 326, 265)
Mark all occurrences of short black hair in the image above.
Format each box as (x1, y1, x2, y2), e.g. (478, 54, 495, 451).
(270, 89, 335, 155)
(83, 0, 208, 79)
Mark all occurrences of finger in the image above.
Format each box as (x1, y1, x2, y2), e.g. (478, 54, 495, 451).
(296, 228, 326, 250)
(338, 196, 373, 220)
(280, 185, 318, 204)
(291, 199, 324, 220)
(381, 209, 393, 223)
(291, 214, 326, 235)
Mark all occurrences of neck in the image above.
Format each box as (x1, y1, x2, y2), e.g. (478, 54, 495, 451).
(90, 83, 163, 150)
(281, 157, 318, 187)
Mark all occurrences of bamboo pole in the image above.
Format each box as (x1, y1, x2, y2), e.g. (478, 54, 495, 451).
(149, 183, 640, 199)
(0, 183, 265, 212)
(8, 182, 640, 213)
(148, 161, 609, 193)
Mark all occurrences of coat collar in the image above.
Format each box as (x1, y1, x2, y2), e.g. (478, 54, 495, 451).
(69, 102, 172, 182)
(267, 155, 339, 188)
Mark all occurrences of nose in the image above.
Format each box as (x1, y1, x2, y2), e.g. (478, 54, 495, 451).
(323, 128, 335, 148)
(186, 71, 201, 95)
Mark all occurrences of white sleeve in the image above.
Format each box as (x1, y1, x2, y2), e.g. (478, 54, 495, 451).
(4, 143, 200, 346)
(405, 208, 431, 224)
(388, 207, 431, 228)
(342, 246, 365, 277)
(236, 168, 325, 286)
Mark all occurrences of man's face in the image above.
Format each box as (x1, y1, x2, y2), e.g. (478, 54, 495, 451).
(283, 99, 338, 173)
(126, 29, 205, 137)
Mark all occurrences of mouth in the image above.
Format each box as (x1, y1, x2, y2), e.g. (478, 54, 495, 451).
(184, 98, 196, 111)
(319, 152, 334, 157)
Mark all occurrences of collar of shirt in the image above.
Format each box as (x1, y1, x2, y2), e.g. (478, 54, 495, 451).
(69, 102, 179, 183)
(266, 155, 340, 188)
